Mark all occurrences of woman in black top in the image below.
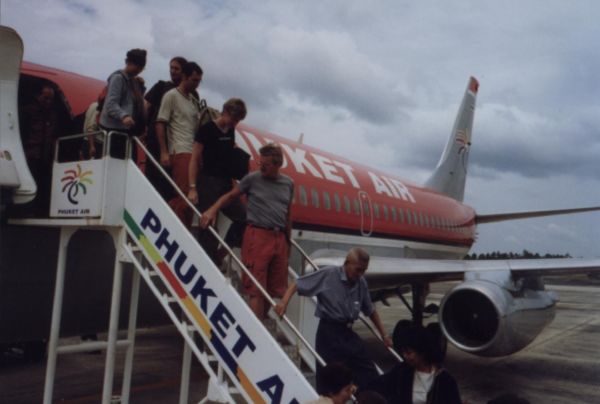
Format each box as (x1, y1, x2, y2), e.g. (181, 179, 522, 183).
(368, 324, 462, 404)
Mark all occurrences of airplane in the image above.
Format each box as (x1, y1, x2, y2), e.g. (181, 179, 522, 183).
(1, 24, 600, 361)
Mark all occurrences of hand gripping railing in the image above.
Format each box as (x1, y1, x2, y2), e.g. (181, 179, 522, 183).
(289, 239, 405, 364)
(131, 136, 327, 368)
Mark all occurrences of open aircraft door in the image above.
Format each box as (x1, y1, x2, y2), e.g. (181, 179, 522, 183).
(359, 190, 373, 236)
(0, 26, 35, 203)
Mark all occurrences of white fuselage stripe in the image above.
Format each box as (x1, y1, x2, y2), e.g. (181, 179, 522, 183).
(292, 229, 469, 254)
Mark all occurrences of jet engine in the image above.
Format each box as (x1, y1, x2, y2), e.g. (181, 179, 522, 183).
(439, 273, 557, 357)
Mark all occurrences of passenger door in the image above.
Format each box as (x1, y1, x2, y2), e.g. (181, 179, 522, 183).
(0, 26, 35, 203)
(359, 190, 373, 236)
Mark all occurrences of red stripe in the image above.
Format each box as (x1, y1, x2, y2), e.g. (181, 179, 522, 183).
(157, 261, 187, 298)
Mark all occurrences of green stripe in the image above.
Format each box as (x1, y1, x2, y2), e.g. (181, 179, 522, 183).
(124, 209, 163, 264)
(123, 209, 142, 238)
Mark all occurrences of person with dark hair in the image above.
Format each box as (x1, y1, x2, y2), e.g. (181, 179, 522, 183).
(188, 98, 248, 263)
(98, 48, 147, 161)
(155, 61, 203, 228)
(276, 247, 392, 392)
(368, 325, 461, 404)
(145, 56, 197, 200)
(199, 143, 293, 322)
(306, 362, 356, 404)
(19, 82, 58, 215)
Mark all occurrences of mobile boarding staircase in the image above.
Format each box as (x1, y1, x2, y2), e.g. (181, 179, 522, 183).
(37, 132, 401, 403)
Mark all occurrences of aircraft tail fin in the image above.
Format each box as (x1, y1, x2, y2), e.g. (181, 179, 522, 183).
(425, 77, 479, 202)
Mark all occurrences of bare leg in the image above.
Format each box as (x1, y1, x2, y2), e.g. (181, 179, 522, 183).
(250, 296, 265, 320)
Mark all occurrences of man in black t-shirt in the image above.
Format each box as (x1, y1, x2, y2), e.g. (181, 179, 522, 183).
(144, 56, 198, 200)
(188, 98, 248, 264)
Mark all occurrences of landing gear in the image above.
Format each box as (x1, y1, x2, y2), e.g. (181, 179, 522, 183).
(393, 283, 447, 359)
(396, 283, 430, 326)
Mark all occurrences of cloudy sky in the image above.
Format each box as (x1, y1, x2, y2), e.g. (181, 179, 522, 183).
(2, 1, 599, 257)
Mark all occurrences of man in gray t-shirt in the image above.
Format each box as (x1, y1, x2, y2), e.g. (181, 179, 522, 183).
(200, 143, 294, 320)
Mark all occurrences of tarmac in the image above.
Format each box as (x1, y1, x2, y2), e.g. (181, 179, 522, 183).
(1, 276, 599, 403)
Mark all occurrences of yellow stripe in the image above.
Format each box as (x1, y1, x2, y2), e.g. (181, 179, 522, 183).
(182, 297, 212, 335)
(238, 368, 266, 403)
(140, 235, 163, 263)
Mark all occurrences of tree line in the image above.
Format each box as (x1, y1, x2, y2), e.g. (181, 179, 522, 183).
(465, 249, 572, 260)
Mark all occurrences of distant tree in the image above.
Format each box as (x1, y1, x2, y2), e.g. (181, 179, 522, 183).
(468, 250, 572, 260)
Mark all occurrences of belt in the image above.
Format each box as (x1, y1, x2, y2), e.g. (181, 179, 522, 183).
(319, 318, 354, 329)
(248, 223, 283, 232)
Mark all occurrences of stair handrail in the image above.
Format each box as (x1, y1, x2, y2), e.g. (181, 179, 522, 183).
(131, 136, 327, 367)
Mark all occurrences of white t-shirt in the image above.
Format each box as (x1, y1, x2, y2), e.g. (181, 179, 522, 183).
(413, 370, 435, 404)
(156, 88, 200, 154)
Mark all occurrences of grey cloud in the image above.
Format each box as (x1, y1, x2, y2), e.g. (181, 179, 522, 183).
(5, 0, 600, 256)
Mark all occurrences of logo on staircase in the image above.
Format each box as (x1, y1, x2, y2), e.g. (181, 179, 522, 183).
(60, 164, 93, 205)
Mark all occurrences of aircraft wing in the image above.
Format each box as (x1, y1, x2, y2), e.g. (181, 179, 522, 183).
(308, 250, 600, 290)
(476, 206, 600, 224)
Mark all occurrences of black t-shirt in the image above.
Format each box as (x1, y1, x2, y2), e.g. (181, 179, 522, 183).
(194, 120, 235, 178)
(145, 80, 175, 123)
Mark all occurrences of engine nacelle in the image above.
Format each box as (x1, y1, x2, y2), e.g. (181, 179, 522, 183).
(439, 275, 557, 357)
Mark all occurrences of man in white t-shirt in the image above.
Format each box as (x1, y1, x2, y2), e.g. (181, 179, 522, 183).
(156, 62, 202, 227)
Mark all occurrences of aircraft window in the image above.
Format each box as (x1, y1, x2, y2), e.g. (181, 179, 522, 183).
(353, 198, 360, 215)
(334, 193, 341, 212)
(363, 200, 370, 217)
(311, 188, 320, 208)
(424, 214, 430, 228)
(323, 191, 331, 210)
(399, 207, 405, 223)
(391, 206, 397, 222)
(344, 195, 351, 214)
(373, 203, 380, 219)
(413, 211, 419, 226)
(405, 208, 411, 225)
(383, 205, 389, 221)
(299, 185, 308, 206)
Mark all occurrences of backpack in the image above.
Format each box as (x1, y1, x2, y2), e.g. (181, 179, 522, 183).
(198, 98, 221, 126)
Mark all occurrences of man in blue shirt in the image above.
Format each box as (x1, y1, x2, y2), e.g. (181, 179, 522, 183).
(275, 247, 392, 391)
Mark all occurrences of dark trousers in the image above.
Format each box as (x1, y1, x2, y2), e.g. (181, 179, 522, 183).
(196, 173, 246, 261)
(315, 319, 378, 393)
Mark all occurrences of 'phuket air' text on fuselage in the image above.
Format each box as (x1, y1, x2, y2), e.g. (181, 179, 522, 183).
(237, 129, 416, 203)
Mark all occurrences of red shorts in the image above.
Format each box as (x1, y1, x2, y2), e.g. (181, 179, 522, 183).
(241, 225, 289, 298)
